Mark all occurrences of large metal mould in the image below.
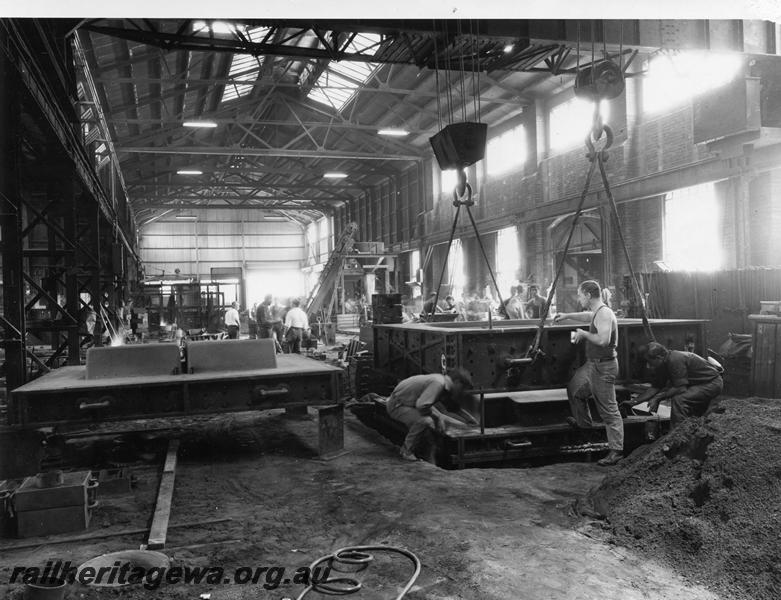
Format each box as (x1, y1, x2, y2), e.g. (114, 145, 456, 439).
(372, 318, 709, 390)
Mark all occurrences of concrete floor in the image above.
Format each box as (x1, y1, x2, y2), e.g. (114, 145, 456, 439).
(0, 410, 721, 600)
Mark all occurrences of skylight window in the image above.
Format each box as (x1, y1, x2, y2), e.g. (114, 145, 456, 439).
(220, 26, 271, 104)
(193, 21, 236, 35)
(307, 33, 381, 112)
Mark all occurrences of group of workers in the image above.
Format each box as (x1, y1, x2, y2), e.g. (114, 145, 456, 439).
(387, 279, 724, 466)
(223, 296, 310, 353)
(421, 284, 549, 321)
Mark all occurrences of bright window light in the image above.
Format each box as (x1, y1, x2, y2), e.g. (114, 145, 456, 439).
(550, 97, 610, 153)
(643, 50, 743, 115)
(409, 249, 420, 281)
(440, 169, 459, 193)
(496, 226, 520, 298)
(318, 216, 330, 261)
(246, 270, 305, 301)
(306, 221, 318, 263)
(664, 182, 722, 271)
(307, 33, 381, 111)
(447, 238, 466, 299)
(486, 125, 526, 176)
(220, 27, 270, 104)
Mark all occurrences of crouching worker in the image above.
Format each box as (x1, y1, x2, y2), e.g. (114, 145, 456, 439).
(387, 368, 476, 462)
(628, 342, 723, 428)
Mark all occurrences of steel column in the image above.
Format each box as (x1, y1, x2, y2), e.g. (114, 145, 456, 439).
(0, 41, 26, 393)
(64, 181, 81, 365)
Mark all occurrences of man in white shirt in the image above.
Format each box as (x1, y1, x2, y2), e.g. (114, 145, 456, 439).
(283, 298, 309, 354)
(224, 301, 241, 339)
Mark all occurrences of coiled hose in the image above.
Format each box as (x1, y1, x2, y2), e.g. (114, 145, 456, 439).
(295, 545, 421, 599)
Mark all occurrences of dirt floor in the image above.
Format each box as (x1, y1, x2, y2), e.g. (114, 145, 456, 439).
(0, 408, 728, 600)
(579, 397, 781, 600)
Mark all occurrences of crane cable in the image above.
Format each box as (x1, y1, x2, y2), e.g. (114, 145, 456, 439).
(527, 100, 655, 361)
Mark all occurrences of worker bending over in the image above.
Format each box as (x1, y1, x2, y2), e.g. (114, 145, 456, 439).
(629, 341, 723, 428)
(387, 368, 475, 462)
(554, 280, 623, 466)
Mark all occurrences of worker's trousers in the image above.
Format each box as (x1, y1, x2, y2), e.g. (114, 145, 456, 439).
(386, 398, 435, 458)
(567, 358, 624, 451)
(670, 377, 723, 427)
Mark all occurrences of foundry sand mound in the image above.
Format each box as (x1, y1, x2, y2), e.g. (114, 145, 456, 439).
(580, 397, 781, 600)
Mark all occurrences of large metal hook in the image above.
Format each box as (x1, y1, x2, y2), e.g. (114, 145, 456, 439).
(452, 168, 474, 206)
(585, 123, 614, 159)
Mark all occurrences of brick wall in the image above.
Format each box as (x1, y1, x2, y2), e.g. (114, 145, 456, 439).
(334, 91, 781, 303)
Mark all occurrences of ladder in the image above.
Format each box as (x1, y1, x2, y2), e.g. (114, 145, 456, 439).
(304, 222, 358, 319)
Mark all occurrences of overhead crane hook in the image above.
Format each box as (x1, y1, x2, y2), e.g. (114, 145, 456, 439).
(522, 68, 654, 371)
(427, 166, 505, 325)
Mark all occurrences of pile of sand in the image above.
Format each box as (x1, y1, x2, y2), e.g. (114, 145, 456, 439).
(580, 397, 781, 600)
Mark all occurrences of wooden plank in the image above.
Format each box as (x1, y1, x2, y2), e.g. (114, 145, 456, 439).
(147, 439, 179, 550)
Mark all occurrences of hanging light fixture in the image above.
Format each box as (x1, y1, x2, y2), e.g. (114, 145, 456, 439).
(183, 121, 218, 128)
(378, 129, 409, 137)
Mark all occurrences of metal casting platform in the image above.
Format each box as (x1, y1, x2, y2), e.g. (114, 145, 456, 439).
(3, 348, 344, 478)
(353, 389, 667, 469)
(8, 354, 342, 428)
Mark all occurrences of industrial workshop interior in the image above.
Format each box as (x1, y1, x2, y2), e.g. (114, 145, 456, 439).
(1, 14, 781, 600)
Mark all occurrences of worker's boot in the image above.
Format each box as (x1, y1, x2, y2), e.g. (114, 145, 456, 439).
(597, 450, 623, 466)
(399, 448, 418, 462)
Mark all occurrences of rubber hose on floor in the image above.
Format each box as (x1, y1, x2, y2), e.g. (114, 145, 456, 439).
(295, 545, 421, 599)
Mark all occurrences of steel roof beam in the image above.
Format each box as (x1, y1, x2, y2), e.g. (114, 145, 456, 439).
(119, 146, 421, 161)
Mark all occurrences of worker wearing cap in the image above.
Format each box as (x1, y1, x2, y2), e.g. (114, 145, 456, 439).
(386, 368, 476, 462)
(554, 280, 623, 466)
(630, 342, 723, 428)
